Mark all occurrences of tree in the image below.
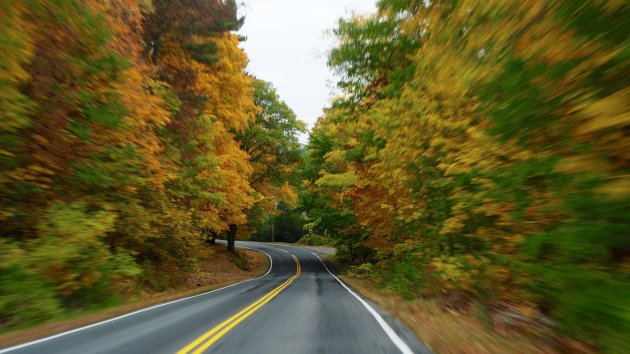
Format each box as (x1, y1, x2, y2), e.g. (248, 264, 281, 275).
(0, 0, 170, 314)
(142, 0, 241, 64)
(0, 0, 264, 326)
(231, 79, 305, 249)
(302, 0, 630, 350)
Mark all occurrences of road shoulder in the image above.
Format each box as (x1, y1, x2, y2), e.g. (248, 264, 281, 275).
(0, 246, 270, 349)
(339, 276, 551, 354)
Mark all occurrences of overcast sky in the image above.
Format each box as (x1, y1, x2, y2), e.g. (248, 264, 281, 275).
(238, 0, 378, 144)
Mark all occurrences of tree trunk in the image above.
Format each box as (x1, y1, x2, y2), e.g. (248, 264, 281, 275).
(209, 231, 217, 245)
(348, 241, 355, 262)
(151, 34, 160, 65)
(227, 224, 237, 252)
(203, 228, 217, 245)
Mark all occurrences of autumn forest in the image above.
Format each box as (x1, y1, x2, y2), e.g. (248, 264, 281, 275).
(1, 0, 628, 353)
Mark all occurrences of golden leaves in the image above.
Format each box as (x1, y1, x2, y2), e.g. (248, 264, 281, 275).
(316, 170, 358, 189)
(196, 33, 256, 133)
(575, 89, 630, 135)
(596, 176, 630, 200)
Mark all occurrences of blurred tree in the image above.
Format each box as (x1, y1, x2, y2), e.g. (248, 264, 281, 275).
(142, 0, 241, 64)
(228, 79, 306, 250)
(157, 28, 256, 253)
(0, 0, 272, 329)
(301, 0, 630, 350)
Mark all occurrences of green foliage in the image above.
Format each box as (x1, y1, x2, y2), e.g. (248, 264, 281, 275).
(347, 263, 378, 280)
(329, 0, 420, 102)
(240, 79, 305, 188)
(30, 202, 140, 303)
(238, 79, 306, 240)
(184, 40, 220, 65)
(229, 253, 250, 271)
(0, 266, 64, 329)
(250, 209, 305, 243)
(0, 241, 64, 328)
(142, 0, 241, 64)
(296, 234, 334, 247)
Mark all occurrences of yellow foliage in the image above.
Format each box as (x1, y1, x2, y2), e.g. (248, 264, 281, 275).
(576, 88, 630, 134)
(196, 33, 257, 133)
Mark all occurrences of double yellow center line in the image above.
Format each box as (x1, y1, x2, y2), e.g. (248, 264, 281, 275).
(177, 255, 301, 354)
(259, 244, 289, 253)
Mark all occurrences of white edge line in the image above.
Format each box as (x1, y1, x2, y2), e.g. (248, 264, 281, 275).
(312, 252, 415, 354)
(0, 246, 273, 353)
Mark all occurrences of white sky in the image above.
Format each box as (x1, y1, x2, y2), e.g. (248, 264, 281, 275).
(238, 0, 378, 144)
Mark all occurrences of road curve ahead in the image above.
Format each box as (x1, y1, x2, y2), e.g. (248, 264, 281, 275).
(1, 242, 431, 354)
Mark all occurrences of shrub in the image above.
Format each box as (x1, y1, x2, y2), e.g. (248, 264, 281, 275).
(297, 234, 335, 247)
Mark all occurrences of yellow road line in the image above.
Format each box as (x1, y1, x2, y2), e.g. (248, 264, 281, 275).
(260, 244, 289, 253)
(177, 256, 301, 354)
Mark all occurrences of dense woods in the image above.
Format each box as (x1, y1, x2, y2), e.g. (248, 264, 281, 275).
(1, 1, 628, 352)
(0, 0, 303, 329)
(301, 0, 629, 351)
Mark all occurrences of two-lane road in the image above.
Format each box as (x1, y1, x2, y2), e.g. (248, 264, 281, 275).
(1, 242, 430, 354)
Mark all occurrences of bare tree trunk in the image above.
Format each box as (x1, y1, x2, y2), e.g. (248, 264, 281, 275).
(151, 34, 160, 65)
(227, 224, 237, 252)
(348, 241, 355, 262)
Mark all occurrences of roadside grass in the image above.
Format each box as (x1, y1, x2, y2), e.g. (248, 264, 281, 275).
(228, 250, 252, 271)
(339, 276, 561, 354)
(0, 246, 269, 348)
(320, 254, 345, 274)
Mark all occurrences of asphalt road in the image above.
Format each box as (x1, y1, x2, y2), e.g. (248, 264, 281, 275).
(1, 242, 431, 354)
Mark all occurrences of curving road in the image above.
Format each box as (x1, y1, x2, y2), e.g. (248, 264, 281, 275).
(1, 242, 430, 354)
